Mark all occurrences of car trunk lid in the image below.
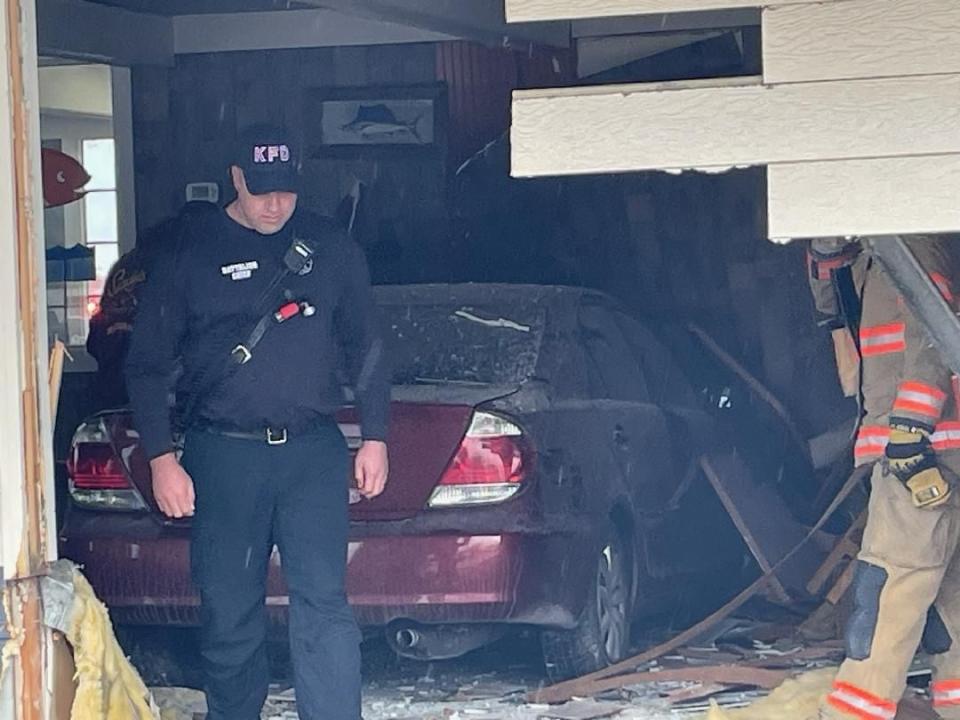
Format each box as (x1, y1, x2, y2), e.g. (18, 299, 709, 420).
(100, 384, 520, 522)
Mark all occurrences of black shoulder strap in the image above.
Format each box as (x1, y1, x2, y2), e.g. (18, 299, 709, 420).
(179, 234, 315, 427)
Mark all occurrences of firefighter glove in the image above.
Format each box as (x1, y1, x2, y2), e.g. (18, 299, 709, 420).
(886, 424, 951, 509)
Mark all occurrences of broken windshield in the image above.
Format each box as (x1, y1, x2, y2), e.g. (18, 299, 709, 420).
(380, 303, 546, 385)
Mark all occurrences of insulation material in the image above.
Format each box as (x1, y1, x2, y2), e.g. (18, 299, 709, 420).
(702, 668, 834, 720)
(66, 569, 159, 719)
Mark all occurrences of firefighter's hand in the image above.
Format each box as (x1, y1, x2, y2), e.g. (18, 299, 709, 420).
(886, 426, 952, 509)
(149, 453, 196, 518)
(356, 441, 389, 499)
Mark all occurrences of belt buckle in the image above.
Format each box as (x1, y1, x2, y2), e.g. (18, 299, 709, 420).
(231, 344, 252, 365)
(266, 427, 288, 445)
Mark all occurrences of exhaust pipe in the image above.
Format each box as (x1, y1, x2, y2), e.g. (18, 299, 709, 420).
(386, 623, 506, 661)
(394, 627, 421, 651)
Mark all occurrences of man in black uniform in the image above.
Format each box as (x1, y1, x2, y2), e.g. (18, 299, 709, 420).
(125, 124, 390, 720)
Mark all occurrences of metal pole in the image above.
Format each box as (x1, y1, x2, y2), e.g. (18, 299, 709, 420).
(866, 235, 960, 377)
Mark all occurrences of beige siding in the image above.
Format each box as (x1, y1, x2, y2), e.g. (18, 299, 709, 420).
(511, 74, 960, 177)
(768, 155, 960, 240)
(505, 0, 844, 23)
(763, 0, 960, 84)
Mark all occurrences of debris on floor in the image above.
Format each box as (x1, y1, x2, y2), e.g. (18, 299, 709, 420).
(148, 467, 894, 720)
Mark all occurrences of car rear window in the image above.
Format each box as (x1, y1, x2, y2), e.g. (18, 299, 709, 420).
(379, 302, 546, 385)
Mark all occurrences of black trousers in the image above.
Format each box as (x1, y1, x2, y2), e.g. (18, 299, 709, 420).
(183, 421, 361, 720)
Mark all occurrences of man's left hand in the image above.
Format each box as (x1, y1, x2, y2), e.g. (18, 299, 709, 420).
(356, 440, 389, 499)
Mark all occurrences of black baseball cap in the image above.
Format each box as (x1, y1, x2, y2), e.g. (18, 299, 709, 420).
(233, 123, 300, 195)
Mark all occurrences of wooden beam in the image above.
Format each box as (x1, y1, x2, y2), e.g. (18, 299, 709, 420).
(172, 8, 455, 54)
(768, 155, 960, 240)
(307, 0, 571, 47)
(531, 665, 790, 704)
(3, 0, 56, 715)
(763, 0, 960, 84)
(700, 457, 792, 604)
(511, 74, 960, 177)
(37, 0, 173, 65)
(506, 0, 845, 24)
(572, 8, 758, 37)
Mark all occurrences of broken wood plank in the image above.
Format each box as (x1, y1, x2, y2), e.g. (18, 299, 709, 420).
(532, 665, 790, 704)
(826, 561, 858, 605)
(700, 452, 823, 594)
(48, 339, 66, 421)
(527, 569, 788, 704)
(528, 467, 868, 705)
(701, 455, 793, 604)
(589, 665, 789, 694)
(690, 324, 809, 461)
(807, 510, 866, 595)
(663, 682, 729, 705)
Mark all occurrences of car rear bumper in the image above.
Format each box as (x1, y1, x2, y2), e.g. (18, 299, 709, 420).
(60, 528, 591, 629)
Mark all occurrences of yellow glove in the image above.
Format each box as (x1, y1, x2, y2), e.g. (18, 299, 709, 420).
(886, 426, 952, 509)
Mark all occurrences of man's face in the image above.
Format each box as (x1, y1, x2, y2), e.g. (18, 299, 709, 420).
(231, 166, 297, 235)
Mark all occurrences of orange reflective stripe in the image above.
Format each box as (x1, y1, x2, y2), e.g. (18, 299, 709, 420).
(827, 683, 896, 720)
(933, 422, 960, 451)
(860, 323, 906, 356)
(894, 381, 948, 420)
(934, 678, 960, 705)
(855, 426, 890, 460)
(931, 272, 955, 303)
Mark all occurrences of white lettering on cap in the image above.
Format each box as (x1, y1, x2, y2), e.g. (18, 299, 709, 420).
(252, 144, 291, 164)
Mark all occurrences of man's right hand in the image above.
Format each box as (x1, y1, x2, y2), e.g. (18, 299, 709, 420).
(149, 453, 196, 518)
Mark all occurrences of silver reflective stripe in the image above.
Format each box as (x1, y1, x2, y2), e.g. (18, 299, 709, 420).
(862, 331, 904, 347)
(935, 688, 960, 703)
(829, 689, 896, 720)
(933, 429, 960, 445)
(897, 388, 945, 409)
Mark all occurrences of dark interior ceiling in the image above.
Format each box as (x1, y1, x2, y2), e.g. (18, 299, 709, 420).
(81, 0, 314, 15)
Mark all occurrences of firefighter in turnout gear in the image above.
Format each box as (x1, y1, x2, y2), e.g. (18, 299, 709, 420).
(809, 236, 960, 720)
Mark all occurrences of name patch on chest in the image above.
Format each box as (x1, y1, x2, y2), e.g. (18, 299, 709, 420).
(221, 260, 259, 281)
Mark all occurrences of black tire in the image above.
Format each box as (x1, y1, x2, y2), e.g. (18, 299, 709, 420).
(541, 523, 634, 682)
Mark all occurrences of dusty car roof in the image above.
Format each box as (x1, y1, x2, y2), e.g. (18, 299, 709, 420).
(372, 283, 595, 305)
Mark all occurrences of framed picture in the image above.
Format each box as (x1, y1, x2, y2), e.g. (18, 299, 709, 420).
(305, 84, 446, 157)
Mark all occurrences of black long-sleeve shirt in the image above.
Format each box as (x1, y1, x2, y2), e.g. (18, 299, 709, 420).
(125, 205, 389, 459)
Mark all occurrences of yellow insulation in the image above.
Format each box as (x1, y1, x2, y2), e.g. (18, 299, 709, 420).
(67, 569, 159, 720)
(703, 668, 835, 720)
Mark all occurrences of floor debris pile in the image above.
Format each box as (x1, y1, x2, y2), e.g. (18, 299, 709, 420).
(147, 621, 867, 720)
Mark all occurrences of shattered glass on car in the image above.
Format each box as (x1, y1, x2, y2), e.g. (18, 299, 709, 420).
(381, 303, 546, 385)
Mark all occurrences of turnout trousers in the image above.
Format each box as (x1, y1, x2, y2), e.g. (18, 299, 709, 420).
(822, 463, 960, 719)
(182, 420, 362, 720)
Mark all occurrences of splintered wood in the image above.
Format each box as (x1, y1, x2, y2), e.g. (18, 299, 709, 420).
(529, 467, 868, 706)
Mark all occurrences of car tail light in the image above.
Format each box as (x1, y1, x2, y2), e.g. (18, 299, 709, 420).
(67, 418, 147, 512)
(427, 412, 532, 508)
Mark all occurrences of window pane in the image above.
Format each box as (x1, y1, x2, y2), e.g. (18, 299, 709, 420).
(89, 244, 119, 297)
(82, 138, 116, 191)
(84, 191, 118, 245)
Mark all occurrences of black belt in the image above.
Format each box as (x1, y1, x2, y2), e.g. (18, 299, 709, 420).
(197, 417, 335, 445)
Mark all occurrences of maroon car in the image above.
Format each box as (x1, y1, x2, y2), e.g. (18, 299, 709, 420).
(60, 284, 785, 680)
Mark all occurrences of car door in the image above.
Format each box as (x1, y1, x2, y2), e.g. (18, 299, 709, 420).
(578, 302, 674, 512)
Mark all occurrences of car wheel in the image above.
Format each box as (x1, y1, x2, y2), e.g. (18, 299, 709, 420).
(541, 523, 633, 682)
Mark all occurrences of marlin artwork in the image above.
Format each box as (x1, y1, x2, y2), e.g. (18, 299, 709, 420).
(340, 103, 427, 143)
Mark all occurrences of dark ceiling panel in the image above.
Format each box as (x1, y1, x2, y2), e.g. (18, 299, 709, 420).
(81, 0, 307, 16)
